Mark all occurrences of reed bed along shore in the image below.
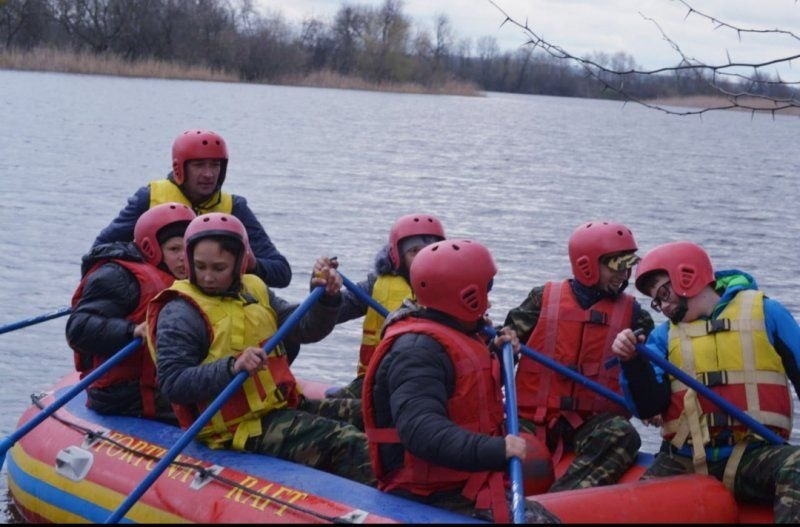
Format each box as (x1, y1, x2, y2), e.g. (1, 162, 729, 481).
(0, 47, 483, 97)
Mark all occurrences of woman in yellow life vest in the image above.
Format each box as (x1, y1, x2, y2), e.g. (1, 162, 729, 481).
(147, 213, 375, 486)
(328, 213, 445, 399)
(93, 129, 291, 288)
(612, 241, 800, 523)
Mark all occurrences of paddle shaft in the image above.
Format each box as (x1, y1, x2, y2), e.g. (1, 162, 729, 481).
(0, 306, 71, 335)
(340, 271, 632, 412)
(0, 337, 142, 468)
(501, 342, 526, 523)
(105, 286, 326, 523)
(635, 344, 786, 446)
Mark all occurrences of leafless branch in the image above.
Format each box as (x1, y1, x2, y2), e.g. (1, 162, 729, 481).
(489, 0, 800, 116)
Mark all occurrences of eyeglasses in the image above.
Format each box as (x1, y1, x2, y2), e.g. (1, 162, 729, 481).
(650, 281, 672, 313)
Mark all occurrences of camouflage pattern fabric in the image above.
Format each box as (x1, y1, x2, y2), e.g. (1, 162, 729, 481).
(326, 375, 364, 400)
(244, 397, 375, 486)
(521, 413, 640, 492)
(643, 442, 800, 523)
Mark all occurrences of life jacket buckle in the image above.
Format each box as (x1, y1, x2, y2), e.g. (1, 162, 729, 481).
(705, 318, 731, 334)
(700, 370, 728, 387)
(588, 310, 608, 325)
(559, 396, 576, 410)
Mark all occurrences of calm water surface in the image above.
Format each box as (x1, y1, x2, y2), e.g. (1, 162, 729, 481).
(0, 69, 798, 522)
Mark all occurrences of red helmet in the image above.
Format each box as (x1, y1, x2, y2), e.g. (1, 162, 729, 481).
(568, 220, 638, 287)
(171, 130, 229, 186)
(388, 213, 446, 270)
(133, 202, 196, 266)
(410, 239, 497, 324)
(635, 241, 714, 298)
(184, 213, 253, 283)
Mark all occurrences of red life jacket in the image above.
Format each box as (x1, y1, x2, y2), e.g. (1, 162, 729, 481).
(363, 317, 510, 523)
(70, 259, 174, 418)
(517, 280, 633, 431)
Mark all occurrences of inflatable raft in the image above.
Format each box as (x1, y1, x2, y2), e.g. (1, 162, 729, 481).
(7, 372, 773, 523)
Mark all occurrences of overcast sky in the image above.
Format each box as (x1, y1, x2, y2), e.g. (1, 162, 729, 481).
(255, 0, 800, 80)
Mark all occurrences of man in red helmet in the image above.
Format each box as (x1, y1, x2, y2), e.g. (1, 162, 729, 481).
(93, 129, 291, 288)
(328, 213, 446, 399)
(611, 241, 800, 523)
(503, 220, 654, 491)
(67, 202, 196, 422)
(363, 239, 560, 523)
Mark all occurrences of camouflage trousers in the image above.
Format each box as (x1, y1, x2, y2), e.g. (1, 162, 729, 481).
(244, 397, 376, 486)
(644, 442, 800, 523)
(325, 375, 364, 400)
(522, 412, 641, 492)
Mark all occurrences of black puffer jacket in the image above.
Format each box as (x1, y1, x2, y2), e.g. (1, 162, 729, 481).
(66, 242, 176, 419)
(370, 307, 507, 476)
(67, 242, 143, 360)
(155, 288, 342, 405)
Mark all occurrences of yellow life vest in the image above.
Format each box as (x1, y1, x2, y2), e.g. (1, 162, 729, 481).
(148, 275, 300, 450)
(357, 274, 413, 376)
(149, 179, 233, 215)
(662, 289, 792, 478)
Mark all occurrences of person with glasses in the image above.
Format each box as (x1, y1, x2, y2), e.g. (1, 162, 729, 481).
(611, 241, 800, 523)
(503, 220, 655, 492)
(362, 239, 560, 523)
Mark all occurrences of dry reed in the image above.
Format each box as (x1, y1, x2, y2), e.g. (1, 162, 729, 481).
(0, 47, 483, 97)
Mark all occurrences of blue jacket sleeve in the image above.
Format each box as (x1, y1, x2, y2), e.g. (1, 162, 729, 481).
(93, 186, 150, 248)
(231, 195, 292, 288)
(764, 297, 800, 395)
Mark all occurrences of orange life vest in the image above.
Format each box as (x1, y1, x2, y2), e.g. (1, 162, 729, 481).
(363, 317, 510, 523)
(517, 280, 633, 430)
(70, 259, 174, 418)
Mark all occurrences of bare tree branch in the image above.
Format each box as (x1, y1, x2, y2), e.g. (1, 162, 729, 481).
(489, 0, 800, 116)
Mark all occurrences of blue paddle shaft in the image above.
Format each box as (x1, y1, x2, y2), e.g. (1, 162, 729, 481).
(635, 344, 786, 446)
(482, 325, 631, 412)
(0, 337, 142, 469)
(501, 342, 526, 524)
(0, 306, 72, 335)
(105, 286, 326, 523)
(340, 273, 389, 318)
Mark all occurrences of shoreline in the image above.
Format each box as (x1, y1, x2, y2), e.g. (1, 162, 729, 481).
(0, 47, 483, 97)
(646, 95, 800, 116)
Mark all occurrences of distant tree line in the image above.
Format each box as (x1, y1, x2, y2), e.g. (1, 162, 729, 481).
(1, 0, 791, 101)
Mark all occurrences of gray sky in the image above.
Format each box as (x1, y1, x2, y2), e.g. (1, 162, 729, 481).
(255, 1, 800, 80)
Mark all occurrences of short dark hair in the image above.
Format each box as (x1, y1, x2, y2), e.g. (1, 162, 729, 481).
(637, 270, 668, 296)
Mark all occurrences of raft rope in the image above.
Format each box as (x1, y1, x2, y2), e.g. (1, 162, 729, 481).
(30, 393, 358, 524)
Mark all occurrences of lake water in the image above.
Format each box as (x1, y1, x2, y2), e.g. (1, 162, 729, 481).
(0, 69, 798, 522)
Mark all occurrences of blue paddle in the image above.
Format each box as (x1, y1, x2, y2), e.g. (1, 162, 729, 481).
(501, 341, 526, 523)
(634, 343, 787, 446)
(105, 286, 325, 524)
(0, 306, 72, 335)
(0, 337, 142, 470)
(339, 270, 632, 411)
